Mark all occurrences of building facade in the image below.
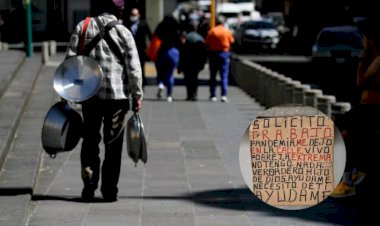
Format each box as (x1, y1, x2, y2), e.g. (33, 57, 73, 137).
(1, 0, 177, 42)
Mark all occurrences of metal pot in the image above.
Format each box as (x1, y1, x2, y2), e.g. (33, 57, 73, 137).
(53, 55, 103, 103)
(41, 101, 83, 157)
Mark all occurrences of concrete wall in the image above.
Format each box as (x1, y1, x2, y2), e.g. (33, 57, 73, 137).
(146, 0, 163, 32)
(146, 0, 177, 32)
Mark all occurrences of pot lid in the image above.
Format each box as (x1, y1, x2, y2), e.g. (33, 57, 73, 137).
(53, 56, 103, 102)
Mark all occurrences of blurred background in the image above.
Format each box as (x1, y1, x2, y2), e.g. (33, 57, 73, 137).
(0, 0, 371, 53)
(0, 0, 375, 102)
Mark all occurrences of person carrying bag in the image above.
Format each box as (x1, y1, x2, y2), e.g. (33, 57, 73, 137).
(65, 0, 143, 202)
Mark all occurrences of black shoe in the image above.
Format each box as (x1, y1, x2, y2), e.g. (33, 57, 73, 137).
(101, 186, 118, 202)
(81, 186, 95, 201)
(102, 193, 118, 202)
(186, 96, 197, 101)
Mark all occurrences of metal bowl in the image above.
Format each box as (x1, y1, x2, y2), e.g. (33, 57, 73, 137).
(41, 101, 83, 157)
(53, 55, 103, 102)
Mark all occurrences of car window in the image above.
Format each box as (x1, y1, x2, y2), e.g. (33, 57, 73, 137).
(220, 12, 239, 18)
(245, 21, 274, 29)
(317, 28, 363, 48)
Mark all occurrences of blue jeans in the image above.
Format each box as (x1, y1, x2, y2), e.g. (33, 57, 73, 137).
(208, 51, 230, 97)
(156, 47, 180, 97)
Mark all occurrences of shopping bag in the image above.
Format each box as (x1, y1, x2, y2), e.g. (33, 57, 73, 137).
(146, 34, 161, 62)
(126, 112, 147, 166)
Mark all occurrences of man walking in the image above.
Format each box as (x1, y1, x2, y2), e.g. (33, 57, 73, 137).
(205, 15, 234, 102)
(124, 7, 152, 88)
(179, 22, 207, 101)
(66, 0, 143, 202)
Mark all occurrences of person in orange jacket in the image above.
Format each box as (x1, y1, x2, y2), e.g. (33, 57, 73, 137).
(205, 15, 234, 102)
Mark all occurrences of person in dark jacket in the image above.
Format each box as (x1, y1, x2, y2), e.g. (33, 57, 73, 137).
(178, 22, 207, 101)
(154, 15, 181, 102)
(124, 7, 152, 87)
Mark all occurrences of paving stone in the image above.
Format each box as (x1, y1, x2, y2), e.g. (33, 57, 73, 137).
(0, 52, 360, 226)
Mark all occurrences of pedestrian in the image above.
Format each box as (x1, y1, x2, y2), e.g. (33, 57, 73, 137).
(205, 15, 234, 102)
(154, 15, 181, 102)
(198, 12, 210, 39)
(178, 22, 207, 101)
(331, 16, 380, 199)
(65, 0, 143, 202)
(124, 7, 152, 88)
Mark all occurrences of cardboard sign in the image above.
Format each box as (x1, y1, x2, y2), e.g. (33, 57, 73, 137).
(249, 115, 334, 207)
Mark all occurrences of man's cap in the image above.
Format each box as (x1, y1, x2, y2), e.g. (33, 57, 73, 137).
(112, 0, 124, 8)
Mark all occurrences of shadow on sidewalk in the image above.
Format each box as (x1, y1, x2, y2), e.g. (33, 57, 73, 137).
(0, 187, 33, 196)
(191, 188, 358, 225)
(30, 187, 359, 225)
(32, 194, 112, 203)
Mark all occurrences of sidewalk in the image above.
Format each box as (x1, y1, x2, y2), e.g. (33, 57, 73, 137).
(0, 51, 360, 226)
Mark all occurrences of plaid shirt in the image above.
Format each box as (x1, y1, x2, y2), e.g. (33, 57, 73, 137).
(66, 13, 143, 100)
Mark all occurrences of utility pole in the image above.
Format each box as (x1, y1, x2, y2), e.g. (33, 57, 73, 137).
(210, 0, 216, 29)
(25, 0, 33, 57)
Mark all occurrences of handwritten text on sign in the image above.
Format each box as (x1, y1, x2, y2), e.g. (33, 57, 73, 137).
(249, 115, 334, 207)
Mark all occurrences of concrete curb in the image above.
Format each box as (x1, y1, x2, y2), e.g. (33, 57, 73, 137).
(0, 51, 26, 99)
(0, 54, 45, 226)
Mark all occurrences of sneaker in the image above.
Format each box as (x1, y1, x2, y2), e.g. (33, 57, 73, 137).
(167, 96, 172, 102)
(352, 170, 366, 185)
(186, 96, 197, 101)
(221, 96, 228, 102)
(330, 181, 356, 198)
(210, 96, 217, 102)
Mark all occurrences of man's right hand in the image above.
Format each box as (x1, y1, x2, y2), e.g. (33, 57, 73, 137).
(132, 98, 142, 112)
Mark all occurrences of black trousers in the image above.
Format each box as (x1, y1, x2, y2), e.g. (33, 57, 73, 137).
(183, 69, 201, 99)
(80, 97, 130, 196)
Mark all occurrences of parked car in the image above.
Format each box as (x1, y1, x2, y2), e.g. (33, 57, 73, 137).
(311, 25, 363, 64)
(233, 18, 280, 53)
(262, 12, 287, 34)
(225, 15, 251, 35)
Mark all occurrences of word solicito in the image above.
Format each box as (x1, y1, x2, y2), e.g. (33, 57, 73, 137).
(249, 115, 334, 207)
